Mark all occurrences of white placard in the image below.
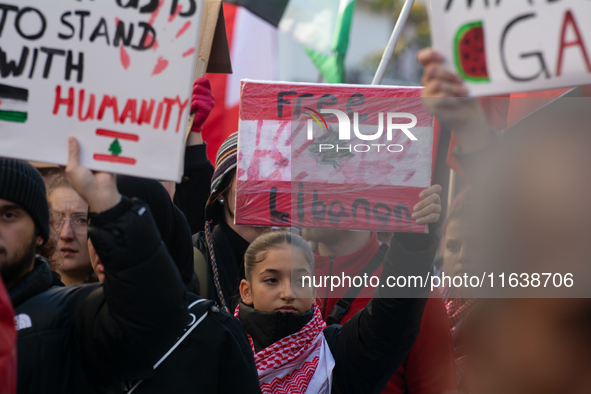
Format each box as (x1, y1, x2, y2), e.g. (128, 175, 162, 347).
(428, 0, 591, 96)
(0, 0, 205, 181)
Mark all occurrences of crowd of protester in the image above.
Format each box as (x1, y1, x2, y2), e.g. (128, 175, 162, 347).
(1, 46, 590, 394)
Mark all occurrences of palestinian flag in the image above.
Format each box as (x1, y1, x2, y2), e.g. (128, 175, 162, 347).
(224, 0, 356, 83)
(0, 84, 28, 123)
(303, 0, 355, 83)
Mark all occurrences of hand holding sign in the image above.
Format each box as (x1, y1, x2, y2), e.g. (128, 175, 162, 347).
(419, 48, 491, 155)
(413, 184, 442, 225)
(190, 76, 215, 133)
(0, 0, 226, 182)
(236, 80, 435, 233)
(65, 137, 121, 214)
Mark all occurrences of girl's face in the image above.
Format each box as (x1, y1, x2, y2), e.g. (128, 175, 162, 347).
(443, 218, 474, 277)
(240, 246, 314, 314)
(49, 187, 91, 274)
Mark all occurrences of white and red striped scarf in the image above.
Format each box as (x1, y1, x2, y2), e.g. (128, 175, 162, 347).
(441, 286, 476, 332)
(235, 303, 335, 394)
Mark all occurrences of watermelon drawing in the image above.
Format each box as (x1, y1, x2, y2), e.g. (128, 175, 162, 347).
(454, 21, 490, 83)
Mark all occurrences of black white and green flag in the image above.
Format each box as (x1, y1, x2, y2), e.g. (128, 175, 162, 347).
(225, 0, 355, 83)
(0, 84, 28, 123)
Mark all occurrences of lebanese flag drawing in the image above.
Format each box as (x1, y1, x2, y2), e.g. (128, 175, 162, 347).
(235, 80, 435, 233)
(203, 3, 279, 164)
(93, 129, 139, 165)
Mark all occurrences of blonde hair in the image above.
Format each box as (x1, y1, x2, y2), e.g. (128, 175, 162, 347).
(47, 173, 73, 197)
(244, 231, 314, 282)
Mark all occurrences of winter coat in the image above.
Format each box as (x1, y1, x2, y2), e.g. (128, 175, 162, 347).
(117, 176, 196, 290)
(10, 197, 188, 393)
(314, 233, 457, 394)
(114, 292, 261, 394)
(174, 144, 215, 234)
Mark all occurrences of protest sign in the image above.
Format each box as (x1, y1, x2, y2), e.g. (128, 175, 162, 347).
(428, 0, 591, 96)
(0, 0, 226, 181)
(235, 80, 434, 233)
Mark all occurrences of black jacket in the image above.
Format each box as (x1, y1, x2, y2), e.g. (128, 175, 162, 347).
(174, 144, 214, 234)
(11, 197, 188, 393)
(120, 293, 261, 394)
(325, 232, 436, 394)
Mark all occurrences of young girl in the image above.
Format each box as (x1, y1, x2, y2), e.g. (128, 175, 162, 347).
(237, 229, 437, 394)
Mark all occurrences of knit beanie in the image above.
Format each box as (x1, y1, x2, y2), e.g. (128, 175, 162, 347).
(205, 132, 238, 223)
(0, 159, 50, 244)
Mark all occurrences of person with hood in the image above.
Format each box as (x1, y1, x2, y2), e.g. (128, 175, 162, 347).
(89, 175, 261, 393)
(236, 227, 438, 394)
(1, 138, 188, 393)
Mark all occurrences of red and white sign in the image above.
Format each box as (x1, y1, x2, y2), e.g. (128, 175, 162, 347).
(235, 80, 434, 232)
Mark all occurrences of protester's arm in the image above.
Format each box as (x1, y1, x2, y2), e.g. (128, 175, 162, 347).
(174, 144, 214, 233)
(419, 48, 504, 182)
(327, 187, 442, 394)
(174, 77, 215, 233)
(65, 138, 188, 385)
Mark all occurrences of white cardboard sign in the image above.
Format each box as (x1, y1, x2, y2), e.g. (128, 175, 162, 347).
(0, 0, 205, 181)
(428, 0, 591, 96)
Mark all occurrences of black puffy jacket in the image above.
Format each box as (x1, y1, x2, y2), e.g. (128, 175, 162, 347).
(116, 293, 261, 394)
(10, 197, 188, 393)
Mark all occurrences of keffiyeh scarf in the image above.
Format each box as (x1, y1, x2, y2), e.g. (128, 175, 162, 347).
(235, 303, 335, 394)
(441, 285, 476, 332)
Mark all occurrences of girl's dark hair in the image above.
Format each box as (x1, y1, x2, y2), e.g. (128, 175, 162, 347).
(210, 168, 236, 225)
(244, 231, 314, 281)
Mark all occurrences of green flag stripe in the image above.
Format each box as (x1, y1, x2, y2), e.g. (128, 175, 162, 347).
(304, 0, 355, 84)
(0, 110, 27, 123)
(333, 0, 355, 54)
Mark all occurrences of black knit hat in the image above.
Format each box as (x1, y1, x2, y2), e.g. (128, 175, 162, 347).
(0, 159, 50, 245)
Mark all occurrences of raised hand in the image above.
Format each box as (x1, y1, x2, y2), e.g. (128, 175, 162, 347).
(418, 48, 491, 154)
(412, 184, 443, 225)
(64, 137, 121, 213)
(190, 76, 215, 133)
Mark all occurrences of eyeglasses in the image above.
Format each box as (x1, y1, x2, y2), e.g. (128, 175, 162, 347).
(50, 212, 88, 234)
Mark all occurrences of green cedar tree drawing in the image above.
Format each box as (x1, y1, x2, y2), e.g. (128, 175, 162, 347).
(109, 139, 122, 156)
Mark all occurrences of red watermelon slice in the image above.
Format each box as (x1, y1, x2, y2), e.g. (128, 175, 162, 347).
(454, 21, 490, 82)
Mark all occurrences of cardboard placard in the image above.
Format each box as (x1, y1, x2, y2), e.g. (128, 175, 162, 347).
(235, 80, 434, 232)
(0, 0, 226, 181)
(428, 0, 591, 96)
